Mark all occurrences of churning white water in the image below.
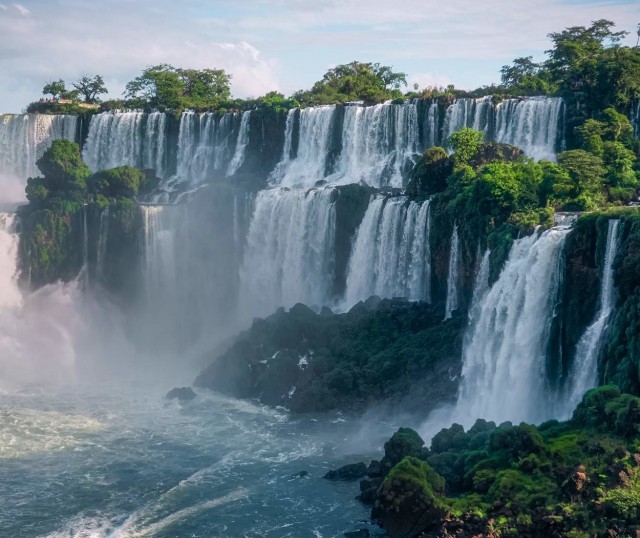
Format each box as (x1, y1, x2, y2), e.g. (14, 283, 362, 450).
(452, 227, 570, 426)
(563, 219, 621, 412)
(226, 111, 251, 177)
(344, 196, 432, 306)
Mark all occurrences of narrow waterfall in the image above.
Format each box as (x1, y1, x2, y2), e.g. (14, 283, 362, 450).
(83, 111, 168, 176)
(268, 108, 296, 182)
(270, 106, 336, 187)
(344, 196, 432, 306)
(564, 220, 621, 412)
(175, 112, 235, 184)
(632, 100, 640, 139)
(96, 206, 110, 280)
(332, 102, 420, 187)
(239, 188, 337, 318)
(444, 225, 460, 320)
(442, 96, 493, 143)
(422, 100, 439, 149)
(226, 111, 251, 177)
(494, 97, 563, 161)
(0, 114, 78, 184)
(453, 227, 569, 426)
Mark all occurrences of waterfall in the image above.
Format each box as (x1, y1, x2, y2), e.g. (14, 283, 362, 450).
(494, 97, 563, 162)
(239, 187, 337, 318)
(632, 101, 640, 139)
(453, 227, 569, 426)
(442, 96, 493, 143)
(226, 112, 251, 177)
(444, 225, 460, 320)
(268, 108, 296, 182)
(175, 112, 235, 184)
(83, 111, 168, 176)
(0, 114, 77, 189)
(422, 100, 439, 149)
(563, 220, 621, 412)
(332, 102, 420, 187)
(270, 106, 336, 187)
(96, 206, 110, 281)
(344, 196, 432, 306)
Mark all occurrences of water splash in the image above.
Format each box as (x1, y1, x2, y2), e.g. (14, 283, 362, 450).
(226, 111, 251, 177)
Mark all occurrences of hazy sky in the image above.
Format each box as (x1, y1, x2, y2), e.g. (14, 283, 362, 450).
(1, 0, 638, 113)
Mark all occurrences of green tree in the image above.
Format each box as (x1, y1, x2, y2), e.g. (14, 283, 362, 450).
(602, 141, 638, 188)
(73, 74, 108, 104)
(36, 140, 91, 193)
(42, 79, 68, 100)
(124, 64, 231, 110)
(447, 128, 485, 166)
(556, 149, 606, 209)
(295, 61, 406, 106)
(88, 166, 142, 198)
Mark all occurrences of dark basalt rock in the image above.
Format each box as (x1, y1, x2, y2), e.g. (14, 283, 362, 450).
(165, 386, 196, 401)
(324, 462, 367, 481)
(343, 530, 370, 538)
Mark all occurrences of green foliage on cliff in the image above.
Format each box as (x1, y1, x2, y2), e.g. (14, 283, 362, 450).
(294, 61, 407, 106)
(195, 299, 467, 413)
(371, 386, 640, 538)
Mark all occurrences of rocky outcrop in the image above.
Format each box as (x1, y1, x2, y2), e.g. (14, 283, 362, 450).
(194, 298, 467, 413)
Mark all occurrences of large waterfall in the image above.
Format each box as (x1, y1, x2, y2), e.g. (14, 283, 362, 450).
(238, 187, 337, 318)
(83, 111, 168, 176)
(442, 96, 493, 141)
(453, 227, 569, 426)
(0, 114, 77, 198)
(563, 219, 621, 412)
(344, 196, 432, 306)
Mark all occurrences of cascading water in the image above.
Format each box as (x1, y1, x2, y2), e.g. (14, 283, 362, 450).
(444, 225, 460, 320)
(563, 219, 621, 412)
(239, 187, 337, 318)
(494, 97, 563, 161)
(422, 100, 439, 149)
(0, 114, 78, 201)
(453, 227, 570, 426)
(226, 111, 251, 177)
(331, 102, 420, 187)
(82, 111, 167, 176)
(270, 106, 336, 187)
(344, 196, 432, 306)
(176, 112, 236, 184)
(96, 206, 110, 281)
(442, 96, 493, 143)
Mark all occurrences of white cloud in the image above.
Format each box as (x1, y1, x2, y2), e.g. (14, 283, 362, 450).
(0, 0, 638, 112)
(408, 73, 454, 91)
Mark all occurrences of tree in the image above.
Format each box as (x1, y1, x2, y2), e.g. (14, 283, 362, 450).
(73, 75, 108, 104)
(124, 64, 231, 110)
(42, 79, 68, 100)
(36, 140, 91, 193)
(500, 57, 548, 93)
(556, 149, 606, 209)
(447, 128, 485, 166)
(602, 141, 638, 188)
(88, 166, 142, 198)
(295, 61, 407, 106)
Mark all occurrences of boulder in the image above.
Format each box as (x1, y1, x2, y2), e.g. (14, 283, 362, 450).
(324, 462, 368, 481)
(165, 386, 196, 402)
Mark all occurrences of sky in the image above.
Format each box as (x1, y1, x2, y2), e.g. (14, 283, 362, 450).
(0, 0, 639, 113)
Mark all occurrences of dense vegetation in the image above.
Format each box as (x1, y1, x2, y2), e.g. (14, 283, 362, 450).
(17, 140, 151, 287)
(346, 385, 640, 537)
(195, 298, 466, 413)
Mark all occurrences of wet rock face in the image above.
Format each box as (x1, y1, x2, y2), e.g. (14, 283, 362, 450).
(165, 386, 196, 402)
(324, 462, 368, 481)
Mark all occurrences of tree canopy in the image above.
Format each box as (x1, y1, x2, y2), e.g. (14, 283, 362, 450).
(295, 61, 407, 106)
(124, 64, 232, 111)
